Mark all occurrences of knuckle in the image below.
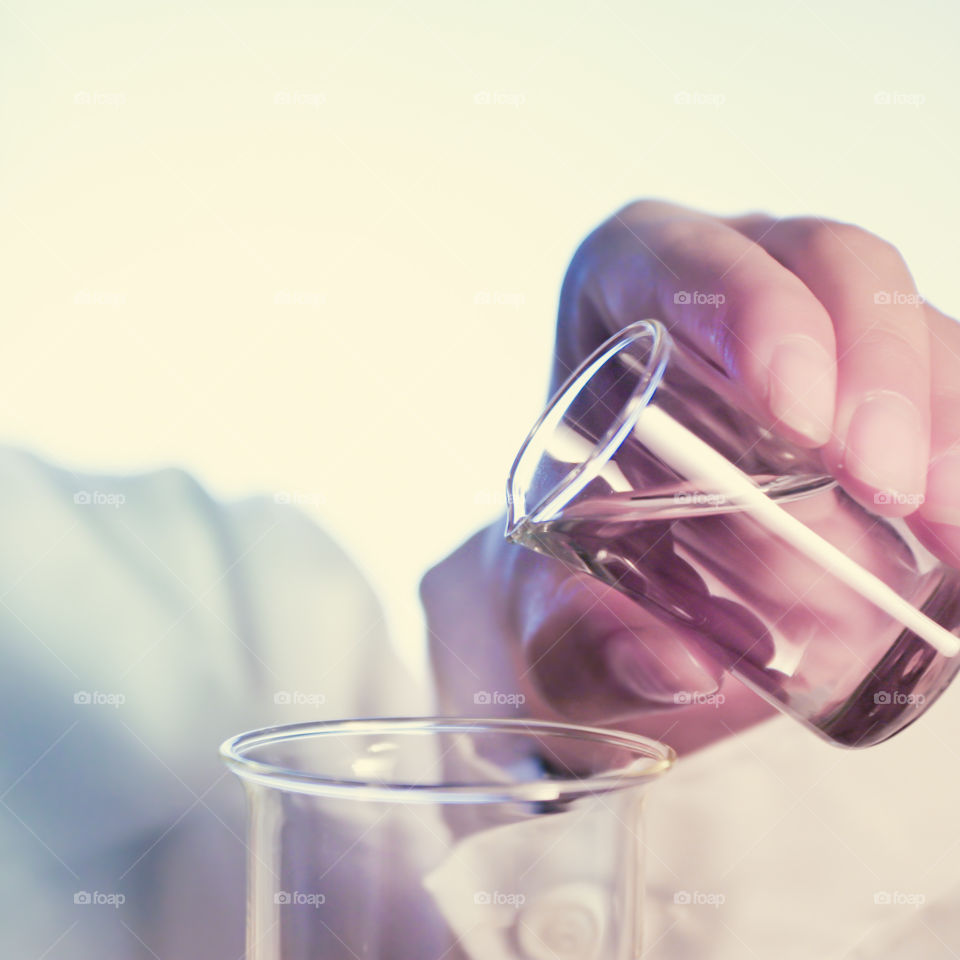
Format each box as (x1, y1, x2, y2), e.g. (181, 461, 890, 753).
(651, 216, 711, 257)
(849, 326, 927, 379)
(782, 217, 907, 272)
(615, 197, 677, 224)
(736, 208, 775, 224)
(584, 200, 671, 257)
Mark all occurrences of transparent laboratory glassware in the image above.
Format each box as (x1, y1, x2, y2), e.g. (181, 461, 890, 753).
(221, 717, 674, 960)
(506, 320, 960, 748)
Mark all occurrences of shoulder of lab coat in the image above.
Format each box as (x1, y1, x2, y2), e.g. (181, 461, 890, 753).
(0, 447, 424, 958)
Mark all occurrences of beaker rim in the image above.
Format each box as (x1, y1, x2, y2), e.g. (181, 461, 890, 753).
(506, 319, 671, 534)
(220, 716, 675, 803)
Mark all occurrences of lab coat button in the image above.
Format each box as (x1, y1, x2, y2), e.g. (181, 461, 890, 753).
(515, 882, 605, 960)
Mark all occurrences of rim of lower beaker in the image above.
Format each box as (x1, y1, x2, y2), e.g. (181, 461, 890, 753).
(220, 716, 675, 803)
(506, 319, 672, 534)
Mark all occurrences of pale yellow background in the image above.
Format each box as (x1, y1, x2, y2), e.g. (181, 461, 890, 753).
(2, 0, 958, 664)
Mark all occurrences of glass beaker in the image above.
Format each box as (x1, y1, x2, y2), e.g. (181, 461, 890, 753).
(506, 320, 960, 748)
(221, 717, 674, 960)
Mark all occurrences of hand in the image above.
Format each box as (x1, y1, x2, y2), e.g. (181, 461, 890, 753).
(422, 200, 960, 753)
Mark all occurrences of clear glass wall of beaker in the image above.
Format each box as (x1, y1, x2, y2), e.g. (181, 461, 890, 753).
(221, 717, 674, 960)
(506, 320, 960, 748)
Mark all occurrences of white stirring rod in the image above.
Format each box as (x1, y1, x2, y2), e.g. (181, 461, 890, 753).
(634, 405, 960, 658)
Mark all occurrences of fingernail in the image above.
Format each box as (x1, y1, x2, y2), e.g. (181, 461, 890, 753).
(768, 336, 835, 446)
(922, 452, 960, 526)
(605, 631, 719, 705)
(844, 392, 925, 497)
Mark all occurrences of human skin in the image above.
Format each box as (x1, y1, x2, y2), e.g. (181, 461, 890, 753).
(421, 200, 960, 755)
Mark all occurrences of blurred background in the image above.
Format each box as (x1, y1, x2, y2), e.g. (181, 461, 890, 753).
(2, 0, 958, 672)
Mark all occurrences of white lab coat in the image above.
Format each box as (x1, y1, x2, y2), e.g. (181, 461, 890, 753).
(3, 448, 958, 958)
(0, 449, 419, 959)
(642, 690, 960, 958)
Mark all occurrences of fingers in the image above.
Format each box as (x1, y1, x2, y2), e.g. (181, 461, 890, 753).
(516, 564, 723, 722)
(499, 539, 778, 747)
(420, 522, 724, 725)
(556, 199, 837, 447)
(728, 215, 931, 515)
(908, 305, 960, 565)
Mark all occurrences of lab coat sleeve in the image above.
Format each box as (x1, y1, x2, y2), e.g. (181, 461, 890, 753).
(0, 448, 423, 959)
